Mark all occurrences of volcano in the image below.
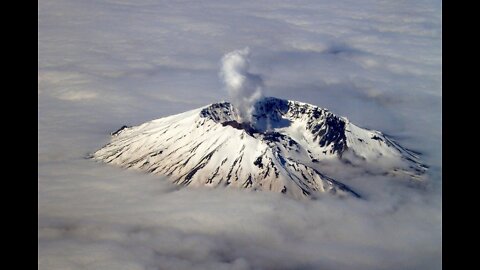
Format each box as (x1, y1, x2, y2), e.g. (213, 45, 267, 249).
(92, 97, 426, 199)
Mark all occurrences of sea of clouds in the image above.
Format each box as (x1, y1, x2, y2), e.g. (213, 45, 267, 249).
(38, 0, 442, 269)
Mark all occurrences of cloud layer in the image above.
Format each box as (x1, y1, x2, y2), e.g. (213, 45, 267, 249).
(39, 161, 441, 270)
(38, 0, 442, 269)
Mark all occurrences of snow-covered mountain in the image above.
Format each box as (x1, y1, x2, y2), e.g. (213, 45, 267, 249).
(92, 97, 426, 199)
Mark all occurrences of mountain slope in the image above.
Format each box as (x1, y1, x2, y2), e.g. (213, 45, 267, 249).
(92, 97, 426, 199)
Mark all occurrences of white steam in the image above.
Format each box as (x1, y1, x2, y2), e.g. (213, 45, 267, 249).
(220, 48, 264, 123)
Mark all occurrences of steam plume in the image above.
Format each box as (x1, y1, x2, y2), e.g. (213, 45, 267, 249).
(220, 47, 264, 123)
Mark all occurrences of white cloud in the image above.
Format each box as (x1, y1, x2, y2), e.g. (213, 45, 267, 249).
(57, 90, 98, 101)
(39, 160, 441, 270)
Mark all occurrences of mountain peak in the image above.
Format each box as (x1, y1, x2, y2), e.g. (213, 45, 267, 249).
(200, 97, 348, 156)
(92, 97, 426, 199)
